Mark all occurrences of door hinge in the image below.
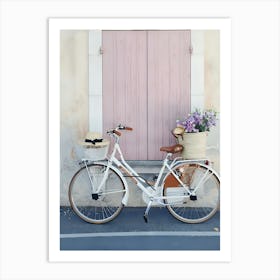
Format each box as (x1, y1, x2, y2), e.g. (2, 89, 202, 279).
(99, 46, 104, 55)
(189, 45, 193, 55)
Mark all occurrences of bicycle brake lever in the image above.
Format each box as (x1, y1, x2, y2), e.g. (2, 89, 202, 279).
(118, 124, 125, 130)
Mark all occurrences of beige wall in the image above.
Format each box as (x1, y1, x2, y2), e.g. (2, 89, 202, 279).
(191, 30, 220, 172)
(60, 30, 88, 205)
(204, 30, 220, 111)
(204, 30, 220, 172)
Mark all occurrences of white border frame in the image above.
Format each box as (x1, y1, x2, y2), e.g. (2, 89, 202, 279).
(49, 18, 231, 262)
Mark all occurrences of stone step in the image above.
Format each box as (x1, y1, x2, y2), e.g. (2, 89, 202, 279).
(126, 160, 163, 174)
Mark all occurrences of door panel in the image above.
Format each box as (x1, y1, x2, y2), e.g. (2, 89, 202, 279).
(147, 30, 191, 160)
(102, 30, 191, 160)
(102, 31, 148, 160)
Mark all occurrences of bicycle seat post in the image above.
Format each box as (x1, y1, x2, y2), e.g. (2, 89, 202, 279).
(165, 153, 172, 162)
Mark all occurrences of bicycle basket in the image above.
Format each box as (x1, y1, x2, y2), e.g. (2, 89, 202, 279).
(80, 132, 110, 161)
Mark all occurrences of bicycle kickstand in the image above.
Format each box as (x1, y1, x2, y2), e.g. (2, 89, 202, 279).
(143, 200, 153, 223)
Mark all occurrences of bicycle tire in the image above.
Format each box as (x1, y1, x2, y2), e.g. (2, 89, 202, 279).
(69, 163, 126, 224)
(163, 162, 220, 223)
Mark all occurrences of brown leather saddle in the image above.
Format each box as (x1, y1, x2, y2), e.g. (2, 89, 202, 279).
(160, 144, 183, 154)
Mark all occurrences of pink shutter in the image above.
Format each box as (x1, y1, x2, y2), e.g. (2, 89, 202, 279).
(102, 30, 191, 160)
(147, 30, 191, 160)
(102, 31, 148, 160)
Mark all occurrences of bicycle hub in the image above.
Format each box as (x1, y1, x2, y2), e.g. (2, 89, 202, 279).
(92, 193, 99, 200)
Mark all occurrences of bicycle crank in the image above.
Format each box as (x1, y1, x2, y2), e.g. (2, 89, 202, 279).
(143, 200, 153, 223)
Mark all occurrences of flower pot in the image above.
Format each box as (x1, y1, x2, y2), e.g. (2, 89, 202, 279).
(178, 132, 207, 159)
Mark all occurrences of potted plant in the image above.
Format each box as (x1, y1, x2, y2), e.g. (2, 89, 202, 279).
(173, 109, 218, 159)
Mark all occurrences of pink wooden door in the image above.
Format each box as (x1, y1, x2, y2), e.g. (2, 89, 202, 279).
(147, 30, 191, 159)
(102, 30, 191, 160)
(102, 31, 148, 160)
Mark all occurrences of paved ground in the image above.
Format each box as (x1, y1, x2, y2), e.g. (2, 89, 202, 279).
(60, 207, 220, 250)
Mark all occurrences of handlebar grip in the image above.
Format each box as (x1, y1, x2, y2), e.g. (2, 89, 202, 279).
(125, 127, 133, 131)
(113, 130, 121, 136)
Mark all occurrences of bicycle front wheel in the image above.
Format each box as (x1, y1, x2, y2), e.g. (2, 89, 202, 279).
(163, 162, 220, 223)
(69, 163, 126, 224)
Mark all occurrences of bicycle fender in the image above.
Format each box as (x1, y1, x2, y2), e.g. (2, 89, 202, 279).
(173, 161, 220, 181)
(161, 161, 220, 195)
(191, 163, 220, 181)
(93, 162, 129, 206)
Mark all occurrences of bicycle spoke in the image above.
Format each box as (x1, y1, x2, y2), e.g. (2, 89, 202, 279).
(164, 163, 220, 223)
(69, 164, 125, 224)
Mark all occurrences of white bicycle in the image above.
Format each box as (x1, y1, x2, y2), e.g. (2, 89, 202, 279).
(68, 124, 220, 224)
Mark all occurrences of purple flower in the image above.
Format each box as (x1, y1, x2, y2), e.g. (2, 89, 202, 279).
(177, 109, 218, 133)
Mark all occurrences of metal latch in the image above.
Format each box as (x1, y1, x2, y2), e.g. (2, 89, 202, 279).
(189, 45, 193, 55)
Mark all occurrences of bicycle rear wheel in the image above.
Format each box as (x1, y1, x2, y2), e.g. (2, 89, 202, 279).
(69, 163, 126, 224)
(163, 162, 220, 223)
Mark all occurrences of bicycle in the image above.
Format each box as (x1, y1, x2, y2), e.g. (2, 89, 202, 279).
(68, 124, 220, 224)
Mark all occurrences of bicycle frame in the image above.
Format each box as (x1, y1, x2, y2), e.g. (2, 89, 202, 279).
(69, 125, 221, 224)
(82, 138, 212, 207)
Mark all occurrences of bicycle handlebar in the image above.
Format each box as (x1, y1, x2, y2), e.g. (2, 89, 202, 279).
(113, 130, 122, 136)
(107, 124, 133, 137)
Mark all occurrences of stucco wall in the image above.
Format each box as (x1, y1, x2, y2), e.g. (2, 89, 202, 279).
(190, 30, 220, 172)
(204, 30, 220, 111)
(60, 30, 89, 205)
(204, 30, 220, 172)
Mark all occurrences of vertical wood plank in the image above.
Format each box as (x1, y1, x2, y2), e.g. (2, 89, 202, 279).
(102, 31, 148, 160)
(148, 30, 191, 160)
